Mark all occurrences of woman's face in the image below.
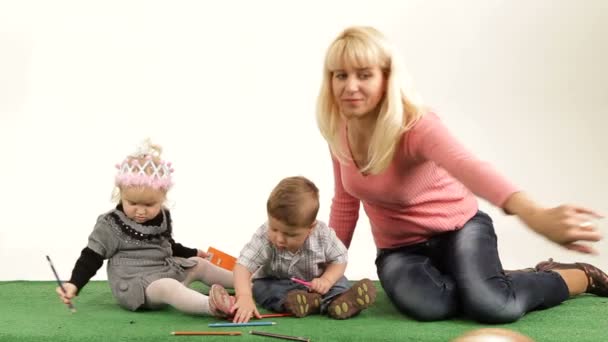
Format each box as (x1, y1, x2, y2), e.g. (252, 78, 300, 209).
(331, 63, 386, 119)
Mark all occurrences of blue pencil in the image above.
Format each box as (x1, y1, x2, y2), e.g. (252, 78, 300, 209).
(209, 322, 276, 327)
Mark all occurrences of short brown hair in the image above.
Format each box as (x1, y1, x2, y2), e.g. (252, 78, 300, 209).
(267, 176, 320, 227)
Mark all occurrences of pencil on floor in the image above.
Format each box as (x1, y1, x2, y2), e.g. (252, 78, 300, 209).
(250, 330, 310, 342)
(260, 313, 294, 318)
(209, 321, 276, 327)
(171, 331, 241, 336)
(225, 313, 293, 320)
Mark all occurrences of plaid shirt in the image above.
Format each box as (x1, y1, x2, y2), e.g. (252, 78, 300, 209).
(237, 220, 348, 280)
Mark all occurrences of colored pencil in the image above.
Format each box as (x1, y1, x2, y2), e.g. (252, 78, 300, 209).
(260, 313, 294, 318)
(209, 321, 276, 327)
(290, 277, 312, 287)
(225, 312, 293, 321)
(46, 255, 76, 313)
(171, 331, 241, 336)
(250, 330, 310, 342)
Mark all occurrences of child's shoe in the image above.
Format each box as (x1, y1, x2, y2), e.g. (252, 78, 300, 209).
(284, 290, 321, 317)
(328, 278, 376, 319)
(208, 284, 234, 317)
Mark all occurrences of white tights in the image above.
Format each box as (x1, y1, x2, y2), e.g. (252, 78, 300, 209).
(144, 257, 233, 315)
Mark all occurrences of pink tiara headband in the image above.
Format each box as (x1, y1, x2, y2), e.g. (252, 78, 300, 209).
(114, 141, 174, 190)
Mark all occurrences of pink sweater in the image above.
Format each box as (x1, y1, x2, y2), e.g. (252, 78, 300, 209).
(329, 113, 519, 249)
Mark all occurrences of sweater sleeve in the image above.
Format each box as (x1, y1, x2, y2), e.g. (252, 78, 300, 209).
(408, 113, 519, 207)
(328, 153, 361, 248)
(69, 247, 104, 293)
(171, 240, 198, 258)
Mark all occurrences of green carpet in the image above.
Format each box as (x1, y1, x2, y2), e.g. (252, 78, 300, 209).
(1, 281, 606, 341)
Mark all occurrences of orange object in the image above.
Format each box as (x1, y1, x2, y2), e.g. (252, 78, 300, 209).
(206, 247, 237, 271)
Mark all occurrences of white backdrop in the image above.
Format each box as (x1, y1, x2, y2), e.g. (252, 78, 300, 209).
(1, 0, 606, 281)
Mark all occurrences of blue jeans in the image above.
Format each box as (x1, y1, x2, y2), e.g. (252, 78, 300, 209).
(375, 211, 569, 323)
(252, 276, 351, 313)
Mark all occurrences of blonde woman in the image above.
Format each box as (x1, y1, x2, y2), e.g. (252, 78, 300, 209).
(316, 26, 607, 323)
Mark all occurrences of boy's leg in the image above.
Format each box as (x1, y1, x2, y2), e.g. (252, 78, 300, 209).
(319, 276, 350, 313)
(182, 257, 233, 288)
(252, 278, 302, 312)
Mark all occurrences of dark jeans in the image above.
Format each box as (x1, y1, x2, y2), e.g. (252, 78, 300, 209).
(375, 211, 569, 323)
(252, 276, 351, 313)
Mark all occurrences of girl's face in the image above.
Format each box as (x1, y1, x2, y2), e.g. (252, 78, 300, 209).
(331, 63, 387, 119)
(120, 186, 166, 223)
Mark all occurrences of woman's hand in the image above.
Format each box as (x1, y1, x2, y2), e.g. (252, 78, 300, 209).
(505, 192, 603, 254)
(231, 294, 261, 323)
(521, 205, 602, 254)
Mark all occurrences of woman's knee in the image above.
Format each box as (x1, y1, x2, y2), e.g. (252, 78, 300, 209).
(379, 268, 458, 321)
(395, 298, 456, 321)
(463, 293, 525, 324)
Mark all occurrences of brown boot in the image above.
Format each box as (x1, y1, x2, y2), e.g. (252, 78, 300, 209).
(284, 290, 321, 318)
(328, 279, 376, 320)
(536, 258, 608, 297)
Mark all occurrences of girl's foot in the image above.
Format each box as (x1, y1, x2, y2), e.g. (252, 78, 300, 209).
(208, 284, 234, 317)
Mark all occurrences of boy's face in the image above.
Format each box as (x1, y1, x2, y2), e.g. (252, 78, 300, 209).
(267, 215, 314, 253)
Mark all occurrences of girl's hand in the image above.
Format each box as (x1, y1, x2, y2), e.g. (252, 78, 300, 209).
(231, 295, 261, 323)
(197, 249, 210, 258)
(521, 204, 603, 254)
(55, 282, 78, 305)
(310, 277, 332, 295)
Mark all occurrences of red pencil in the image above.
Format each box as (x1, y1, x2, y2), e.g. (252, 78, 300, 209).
(260, 313, 294, 318)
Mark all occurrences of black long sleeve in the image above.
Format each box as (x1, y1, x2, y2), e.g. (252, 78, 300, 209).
(68, 247, 104, 293)
(171, 240, 198, 258)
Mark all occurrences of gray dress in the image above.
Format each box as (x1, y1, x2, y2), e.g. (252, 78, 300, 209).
(87, 208, 197, 311)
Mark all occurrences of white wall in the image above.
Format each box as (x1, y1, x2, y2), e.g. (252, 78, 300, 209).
(1, 0, 606, 281)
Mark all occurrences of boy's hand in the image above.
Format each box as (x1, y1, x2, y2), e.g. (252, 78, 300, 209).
(231, 295, 261, 323)
(310, 277, 332, 295)
(56, 282, 78, 305)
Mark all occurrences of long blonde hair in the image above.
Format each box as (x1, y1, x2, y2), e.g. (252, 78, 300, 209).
(316, 26, 426, 174)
